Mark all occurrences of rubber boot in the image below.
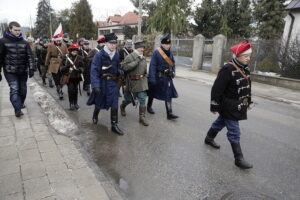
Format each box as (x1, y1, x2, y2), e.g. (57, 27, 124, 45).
(111, 109, 124, 135)
(120, 101, 127, 116)
(139, 106, 149, 126)
(147, 96, 155, 114)
(231, 142, 253, 169)
(92, 107, 100, 124)
(165, 101, 178, 120)
(204, 128, 220, 149)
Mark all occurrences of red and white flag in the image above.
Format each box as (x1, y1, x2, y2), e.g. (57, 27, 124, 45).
(53, 23, 63, 40)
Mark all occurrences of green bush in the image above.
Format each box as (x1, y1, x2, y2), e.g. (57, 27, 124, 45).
(257, 58, 280, 73)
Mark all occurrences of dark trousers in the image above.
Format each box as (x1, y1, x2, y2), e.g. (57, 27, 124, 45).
(67, 80, 79, 103)
(211, 115, 241, 143)
(52, 72, 62, 86)
(4, 72, 28, 112)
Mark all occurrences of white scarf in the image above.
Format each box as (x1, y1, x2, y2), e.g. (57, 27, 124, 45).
(104, 45, 116, 60)
(134, 50, 144, 59)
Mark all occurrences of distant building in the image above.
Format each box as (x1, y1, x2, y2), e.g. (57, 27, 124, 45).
(282, 0, 300, 47)
(96, 12, 139, 41)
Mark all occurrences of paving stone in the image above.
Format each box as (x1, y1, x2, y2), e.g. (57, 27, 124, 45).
(64, 153, 87, 169)
(58, 143, 79, 157)
(17, 137, 37, 151)
(0, 126, 15, 137)
(0, 145, 18, 161)
(80, 185, 109, 200)
(0, 159, 20, 176)
(35, 134, 53, 142)
(51, 179, 81, 200)
(0, 116, 12, 125)
(38, 140, 58, 153)
(21, 160, 46, 181)
(52, 134, 72, 145)
(71, 167, 99, 189)
(14, 120, 31, 131)
(0, 107, 15, 116)
(3, 192, 24, 200)
(0, 136, 15, 147)
(19, 148, 41, 164)
(46, 163, 72, 183)
(16, 128, 35, 139)
(0, 173, 23, 196)
(24, 176, 53, 200)
(32, 124, 49, 133)
(41, 151, 64, 165)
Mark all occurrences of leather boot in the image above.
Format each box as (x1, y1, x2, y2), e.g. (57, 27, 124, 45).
(86, 85, 91, 96)
(92, 107, 100, 124)
(147, 96, 155, 114)
(49, 80, 54, 88)
(165, 101, 178, 120)
(69, 102, 75, 110)
(139, 106, 149, 126)
(111, 109, 124, 135)
(120, 101, 127, 116)
(204, 128, 220, 149)
(74, 90, 79, 110)
(231, 142, 253, 169)
(57, 85, 64, 100)
(42, 78, 46, 85)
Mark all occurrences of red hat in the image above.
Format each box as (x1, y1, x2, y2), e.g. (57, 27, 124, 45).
(68, 44, 79, 50)
(96, 37, 105, 43)
(231, 41, 252, 56)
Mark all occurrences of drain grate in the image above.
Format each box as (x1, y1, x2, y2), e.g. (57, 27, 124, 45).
(221, 191, 277, 200)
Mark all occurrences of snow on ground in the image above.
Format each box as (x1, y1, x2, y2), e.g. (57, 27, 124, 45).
(28, 80, 78, 136)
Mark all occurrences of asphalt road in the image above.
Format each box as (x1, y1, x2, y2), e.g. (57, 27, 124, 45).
(37, 76, 300, 200)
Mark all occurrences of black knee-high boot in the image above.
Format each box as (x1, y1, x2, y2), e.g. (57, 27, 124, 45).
(111, 109, 124, 135)
(92, 107, 100, 124)
(204, 128, 220, 149)
(147, 96, 155, 114)
(165, 101, 178, 120)
(231, 142, 253, 169)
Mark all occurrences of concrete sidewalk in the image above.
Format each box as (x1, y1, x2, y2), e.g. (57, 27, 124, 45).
(176, 66, 300, 106)
(0, 80, 110, 200)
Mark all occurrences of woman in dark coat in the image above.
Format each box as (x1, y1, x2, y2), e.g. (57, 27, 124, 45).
(147, 34, 178, 120)
(87, 33, 124, 135)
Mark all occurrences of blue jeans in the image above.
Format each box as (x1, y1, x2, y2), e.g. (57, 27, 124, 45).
(211, 115, 241, 143)
(123, 91, 147, 107)
(4, 72, 28, 113)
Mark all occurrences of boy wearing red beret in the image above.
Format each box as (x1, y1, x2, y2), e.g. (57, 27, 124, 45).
(205, 40, 253, 169)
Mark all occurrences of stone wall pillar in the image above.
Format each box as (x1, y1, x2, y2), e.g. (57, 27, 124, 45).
(154, 34, 163, 49)
(211, 34, 227, 73)
(192, 34, 205, 70)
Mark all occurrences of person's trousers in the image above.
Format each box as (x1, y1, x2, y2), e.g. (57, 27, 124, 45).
(123, 91, 147, 107)
(211, 115, 241, 143)
(41, 65, 53, 81)
(52, 72, 61, 86)
(67, 81, 79, 103)
(4, 72, 28, 112)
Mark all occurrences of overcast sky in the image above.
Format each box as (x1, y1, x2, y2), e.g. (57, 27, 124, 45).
(0, 0, 203, 27)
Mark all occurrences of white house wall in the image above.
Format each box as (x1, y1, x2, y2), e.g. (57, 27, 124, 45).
(283, 11, 300, 45)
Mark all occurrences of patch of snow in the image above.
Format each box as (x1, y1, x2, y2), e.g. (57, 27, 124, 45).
(256, 71, 281, 77)
(28, 81, 78, 136)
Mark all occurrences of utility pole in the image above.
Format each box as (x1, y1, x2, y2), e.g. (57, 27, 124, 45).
(49, 0, 53, 38)
(137, 0, 142, 39)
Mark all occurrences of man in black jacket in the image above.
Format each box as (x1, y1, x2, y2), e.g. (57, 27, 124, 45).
(204, 41, 253, 169)
(0, 21, 35, 117)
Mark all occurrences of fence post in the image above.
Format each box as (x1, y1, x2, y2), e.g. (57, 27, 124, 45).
(211, 34, 227, 73)
(154, 34, 163, 49)
(192, 34, 205, 70)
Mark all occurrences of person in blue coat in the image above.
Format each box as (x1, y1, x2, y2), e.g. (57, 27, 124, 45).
(87, 33, 124, 135)
(147, 34, 179, 120)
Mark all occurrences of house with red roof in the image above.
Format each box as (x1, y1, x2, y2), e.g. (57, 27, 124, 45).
(97, 12, 139, 41)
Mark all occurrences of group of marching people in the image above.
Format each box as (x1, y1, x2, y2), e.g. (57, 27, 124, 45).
(0, 21, 254, 169)
(36, 32, 179, 136)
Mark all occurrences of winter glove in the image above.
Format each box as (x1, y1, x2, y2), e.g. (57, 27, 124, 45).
(93, 87, 101, 94)
(29, 69, 34, 78)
